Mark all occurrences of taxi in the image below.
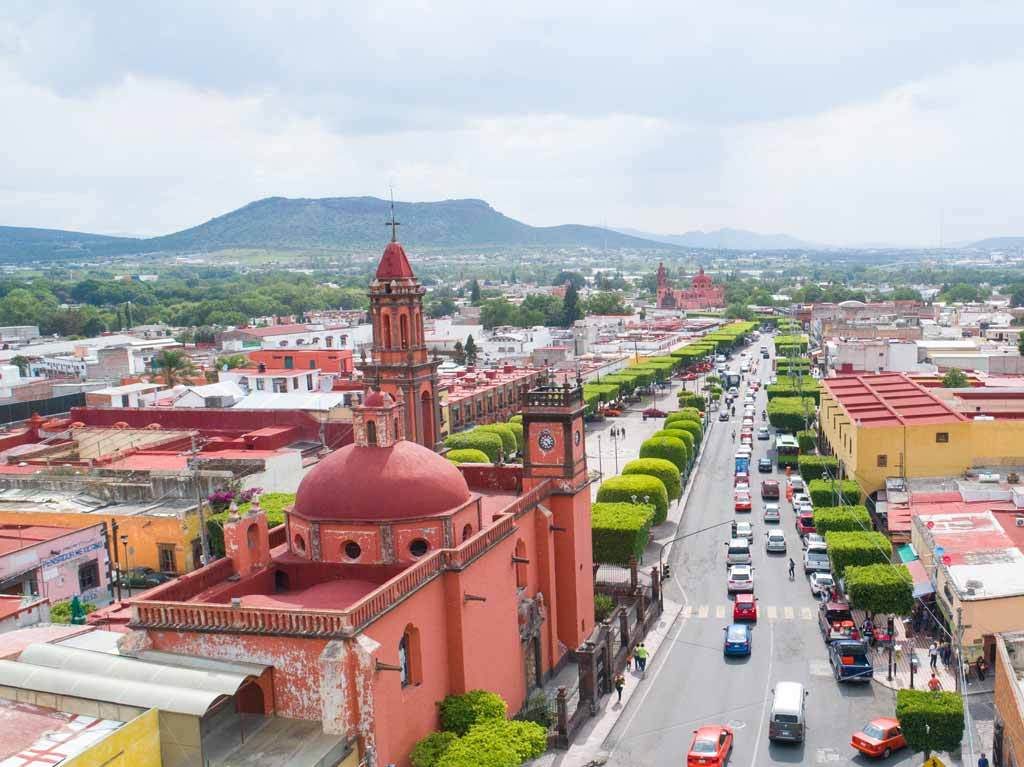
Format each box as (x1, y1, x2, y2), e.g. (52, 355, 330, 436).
(851, 717, 906, 759)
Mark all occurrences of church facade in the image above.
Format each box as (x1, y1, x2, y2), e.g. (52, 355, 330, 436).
(656, 262, 726, 310)
(118, 235, 596, 767)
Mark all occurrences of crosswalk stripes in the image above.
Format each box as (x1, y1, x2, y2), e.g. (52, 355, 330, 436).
(683, 604, 818, 622)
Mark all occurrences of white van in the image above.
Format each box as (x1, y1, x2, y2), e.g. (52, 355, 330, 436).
(768, 681, 807, 742)
(725, 538, 752, 567)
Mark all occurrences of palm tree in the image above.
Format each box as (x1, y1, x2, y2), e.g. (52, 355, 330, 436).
(154, 350, 196, 386)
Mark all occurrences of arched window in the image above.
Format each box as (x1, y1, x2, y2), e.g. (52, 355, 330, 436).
(246, 524, 258, 550)
(462, 523, 473, 542)
(293, 534, 306, 553)
(394, 417, 400, 438)
(382, 315, 393, 350)
(399, 624, 422, 687)
(400, 314, 409, 349)
(366, 421, 378, 446)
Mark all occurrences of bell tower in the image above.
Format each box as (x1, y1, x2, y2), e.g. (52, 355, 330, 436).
(361, 208, 441, 450)
(521, 377, 594, 649)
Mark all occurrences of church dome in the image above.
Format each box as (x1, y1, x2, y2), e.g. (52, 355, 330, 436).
(375, 241, 415, 281)
(363, 390, 393, 408)
(293, 440, 471, 522)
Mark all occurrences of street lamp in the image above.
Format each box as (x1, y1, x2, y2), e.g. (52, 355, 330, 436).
(120, 535, 131, 599)
(659, 519, 734, 579)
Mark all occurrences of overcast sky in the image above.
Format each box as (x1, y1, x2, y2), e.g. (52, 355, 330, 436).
(2, 1, 1023, 246)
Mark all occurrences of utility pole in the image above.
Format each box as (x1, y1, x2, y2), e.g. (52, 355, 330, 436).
(955, 606, 966, 694)
(596, 435, 604, 479)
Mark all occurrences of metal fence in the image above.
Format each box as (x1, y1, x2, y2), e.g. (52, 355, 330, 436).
(0, 393, 85, 425)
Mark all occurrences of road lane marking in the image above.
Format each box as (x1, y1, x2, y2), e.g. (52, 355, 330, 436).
(715, 605, 726, 619)
(749, 621, 775, 767)
(766, 605, 777, 620)
(801, 607, 813, 620)
(698, 605, 709, 618)
(682, 605, 693, 619)
(783, 606, 794, 620)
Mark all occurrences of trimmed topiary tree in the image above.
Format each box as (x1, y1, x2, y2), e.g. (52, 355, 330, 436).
(596, 474, 669, 524)
(509, 414, 522, 424)
(437, 719, 547, 767)
(445, 431, 503, 463)
(652, 428, 694, 456)
(666, 418, 702, 448)
(591, 502, 655, 564)
(676, 392, 705, 411)
(624, 457, 681, 500)
(505, 421, 524, 453)
(475, 424, 517, 458)
(823, 531, 892, 578)
(411, 731, 459, 767)
(674, 407, 702, 422)
(808, 478, 861, 507)
(798, 455, 839, 481)
(639, 436, 688, 475)
(446, 448, 491, 464)
(767, 396, 816, 433)
(896, 689, 965, 762)
(796, 429, 817, 454)
(439, 689, 508, 736)
(844, 563, 914, 616)
(812, 505, 872, 534)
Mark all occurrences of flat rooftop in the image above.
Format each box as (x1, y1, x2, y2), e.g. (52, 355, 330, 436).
(0, 489, 195, 519)
(0, 524, 77, 555)
(0, 698, 123, 765)
(824, 373, 967, 427)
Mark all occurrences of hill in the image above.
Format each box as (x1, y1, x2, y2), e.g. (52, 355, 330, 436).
(969, 236, 1024, 251)
(615, 226, 816, 251)
(0, 197, 676, 261)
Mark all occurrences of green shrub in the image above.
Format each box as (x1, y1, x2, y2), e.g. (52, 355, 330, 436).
(514, 690, 553, 728)
(594, 593, 616, 622)
(445, 431, 504, 463)
(411, 732, 459, 767)
(796, 429, 816, 453)
(623, 457, 681, 500)
(665, 418, 702, 447)
(475, 424, 517, 458)
(767, 396, 816, 433)
(446, 448, 491, 464)
(49, 599, 96, 624)
(774, 334, 808, 352)
(812, 505, 872, 534)
(798, 455, 839, 481)
(505, 422, 524, 453)
(591, 503, 655, 563)
(437, 719, 547, 767)
(596, 475, 669, 524)
(675, 407, 702, 422)
(824, 531, 892, 578)
(509, 414, 522, 424)
(845, 563, 914, 616)
(652, 428, 694, 456)
(896, 689, 965, 759)
(676, 392, 705, 410)
(439, 690, 508, 736)
(208, 492, 295, 557)
(639, 436, 688, 476)
(808, 479, 861, 507)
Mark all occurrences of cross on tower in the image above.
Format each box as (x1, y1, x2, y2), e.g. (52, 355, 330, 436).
(385, 190, 400, 242)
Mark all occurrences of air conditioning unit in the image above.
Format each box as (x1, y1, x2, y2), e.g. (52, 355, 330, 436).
(1016, 517, 1024, 528)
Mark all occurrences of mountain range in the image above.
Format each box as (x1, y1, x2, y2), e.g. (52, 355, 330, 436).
(614, 226, 817, 250)
(0, 197, 678, 261)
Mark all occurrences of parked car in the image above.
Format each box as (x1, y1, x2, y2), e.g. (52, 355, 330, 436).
(828, 639, 873, 683)
(809, 572, 835, 596)
(642, 407, 667, 418)
(851, 718, 907, 759)
(733, 593, 758, 621)
(819, 600, 859, 643)
(687, 724, 734, 766)
(727, 564, 754, 592)
(789, 477, 805, 493)
(762, 502, 781, 523)
(757, 457, 773, 473)
(761, 480, 780, 500)
(803, 533, 826, 548)
(803, 544, 831, 574)
(757, 426, 770, 440)
(604, 408, 623, 417)
(118, 567, 173, 588)
(765, 529, 787, 554)
(734, 491, 752, 512)
(722, 624, 752, 656)
(796, 512, 816, 537)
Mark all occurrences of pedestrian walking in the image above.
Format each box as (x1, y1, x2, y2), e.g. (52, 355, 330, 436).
(614, 672, 626, 703)
(625, 649, 633, 671)
(929, 641, 938, 670)
(978, 752, 990, 767)
(635, 642, 648, 673)
(928, 673, 941, 691)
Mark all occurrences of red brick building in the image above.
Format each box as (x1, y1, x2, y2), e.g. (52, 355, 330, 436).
(656, 262, 725, 310)
(247, 348, 354, 375)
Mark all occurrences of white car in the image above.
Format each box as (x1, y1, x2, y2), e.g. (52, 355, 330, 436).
(809, 572, 835, 596)
(789, 477, 806, 493)
(763, 502, 781, 523)
(727, 564, 755, 592)
(803, 533, 826, 548)
(734, 520, 754, 543)
(743, 396, 755, 406)
(765, 529, 787, 553)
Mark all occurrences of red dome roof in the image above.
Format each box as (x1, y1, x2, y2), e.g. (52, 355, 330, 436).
(293, 440, 471, 522)
(375, 241, 415, 281)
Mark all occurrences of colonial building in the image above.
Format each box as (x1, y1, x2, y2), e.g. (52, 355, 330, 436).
(107, 237, 597, 767)
(656, 262, 725, 310)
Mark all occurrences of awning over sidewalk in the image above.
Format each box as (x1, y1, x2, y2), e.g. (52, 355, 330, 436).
(906, 559, 935, 598)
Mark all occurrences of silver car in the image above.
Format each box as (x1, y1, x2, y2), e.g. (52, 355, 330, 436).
(763, 502, 781, 523)
(803, 546, 831, 574)
(765, 529, 787, 553)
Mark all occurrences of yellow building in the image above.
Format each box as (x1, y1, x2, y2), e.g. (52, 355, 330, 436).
(819, 373, 1024, 497)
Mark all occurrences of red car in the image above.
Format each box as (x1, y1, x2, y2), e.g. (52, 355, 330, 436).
(687, 724, 733, 767)
(642, 407, 667, 418)
(733, 593, 758, 621)
(682, 372, 699, 380)
(734, 491, 752, 512)
(604, 408, 623, 417)
(851, 717, 906, 759)
(761, 480, 780, 500)
(796, 512, 816, 536)
(734, 471, 749, 486)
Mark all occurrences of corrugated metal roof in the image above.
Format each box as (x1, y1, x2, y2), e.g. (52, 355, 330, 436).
(824, 373, 966, 427)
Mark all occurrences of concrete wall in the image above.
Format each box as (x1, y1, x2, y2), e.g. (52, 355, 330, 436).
(995, 635, 1024, 767)
(63, 707, 162, 767)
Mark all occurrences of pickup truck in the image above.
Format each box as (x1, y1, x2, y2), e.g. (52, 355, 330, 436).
(828, 639, 873, 683)
(818, 601, 860, 644)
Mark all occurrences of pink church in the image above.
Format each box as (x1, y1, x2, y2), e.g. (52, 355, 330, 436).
(656, 262, 725, 310)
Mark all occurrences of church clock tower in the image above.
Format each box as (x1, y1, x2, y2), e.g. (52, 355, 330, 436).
(361, 215, 441, 450)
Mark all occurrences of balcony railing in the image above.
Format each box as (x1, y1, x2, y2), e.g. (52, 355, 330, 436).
(523, 385, 582, 409)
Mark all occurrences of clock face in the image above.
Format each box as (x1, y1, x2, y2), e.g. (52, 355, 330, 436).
(574, 430, 581, 446)
(538, 429, 556, 452)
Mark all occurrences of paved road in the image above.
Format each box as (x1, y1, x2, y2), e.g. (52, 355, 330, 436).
(603, 339, 925, 767)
